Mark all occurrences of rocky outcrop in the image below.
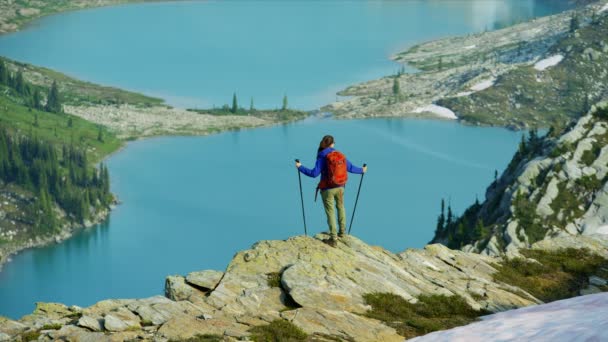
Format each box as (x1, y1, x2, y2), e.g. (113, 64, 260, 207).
(5, 233, 605, 341)
(2, 233, 607, 341)
(433, 102, 608, 255)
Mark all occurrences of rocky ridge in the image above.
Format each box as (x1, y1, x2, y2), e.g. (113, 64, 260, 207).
(433, 102, 608, 256)
(1, 233, 606, 341)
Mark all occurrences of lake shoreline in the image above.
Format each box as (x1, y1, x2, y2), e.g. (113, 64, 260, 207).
(0, 202, 113, 273)
(324, 0, 607, 129)
(0, 0, 597, 317)
(0, 1, 189, 35)
(0, 0, 588, 273)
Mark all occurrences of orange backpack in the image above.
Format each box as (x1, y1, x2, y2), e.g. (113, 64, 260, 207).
(318, 151, 348, 190)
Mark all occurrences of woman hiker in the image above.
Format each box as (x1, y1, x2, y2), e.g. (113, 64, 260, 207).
(295, 135, 367, 247)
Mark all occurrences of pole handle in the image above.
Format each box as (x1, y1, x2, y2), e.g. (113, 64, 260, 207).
(295, 159, 300, 163)
(363, 163, 367, 167)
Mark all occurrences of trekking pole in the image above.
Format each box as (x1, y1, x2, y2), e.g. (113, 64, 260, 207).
(348, 163, 367, 235)
(295, 159, 308, 236)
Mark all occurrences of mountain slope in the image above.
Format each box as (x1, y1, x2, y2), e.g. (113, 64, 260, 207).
(324, 0, 608, 129)
(432, 102, 608, 255)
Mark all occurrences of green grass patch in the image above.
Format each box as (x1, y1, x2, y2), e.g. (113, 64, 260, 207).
(581, 145, 601, 166)
(65, 311, 82, 320)
(0, 92, 121, 163)
(574, 174, 602, 193)
(2, 56, 163, 107)
(549, 142, 574, 158)
(20, 330, 41, 342)
(249, 319, 308, 342)
(140, 319, 154, 327)
(549, 182, 585, 227)
(41, 323, 62, 330)
(267, 272, 282, 288)
(363, 293, 486, 339)
(494, 248, 608, 302)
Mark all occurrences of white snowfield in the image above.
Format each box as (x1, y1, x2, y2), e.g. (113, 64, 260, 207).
(600, 3, 608, 14)
(413, 104, 458, 119)
(470, 79, 495, 91)
(534, 54, 564, 71)
(410, 293, 608, 342)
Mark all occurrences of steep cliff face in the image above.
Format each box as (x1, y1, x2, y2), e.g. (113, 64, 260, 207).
(1, 233, 606, 341)
(433, 102, 608, 255)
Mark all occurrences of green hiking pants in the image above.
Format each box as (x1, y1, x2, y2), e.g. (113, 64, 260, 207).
(321, 187, 346, 239)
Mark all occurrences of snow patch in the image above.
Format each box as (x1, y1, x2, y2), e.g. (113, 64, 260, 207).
(470, 79, 495, 92)
(464, 45, 477, 50)
(534, 55, 564, 71)
(413, 105, 457, 119)
(410, 293, 608, 342)
(456, 91, 473, 97)
(596, 225, 608, 235)
(599, 3, 608, 13)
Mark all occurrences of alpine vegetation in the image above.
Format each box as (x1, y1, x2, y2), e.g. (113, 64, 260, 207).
(432, 103, 608, 255)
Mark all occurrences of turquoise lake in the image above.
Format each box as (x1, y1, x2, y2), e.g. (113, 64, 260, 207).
(0, 0, 574, 318)
(0, 0, 572, 109)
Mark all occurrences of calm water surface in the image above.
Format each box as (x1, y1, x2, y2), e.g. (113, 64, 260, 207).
(0, 0, 573, 109)
(0, 0, 573, 318)
(2, 118, 523, 318)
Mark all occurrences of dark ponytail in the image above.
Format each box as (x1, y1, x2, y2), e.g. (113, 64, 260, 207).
(317, 135, 334, 153)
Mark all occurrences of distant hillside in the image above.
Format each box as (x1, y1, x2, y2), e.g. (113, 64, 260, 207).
(432, 102, 608, 255)
(0, 59, 120, 269)
(324, 0, 608, 129)
(439, 11, 608, 129)
(0, 1, 144, 34)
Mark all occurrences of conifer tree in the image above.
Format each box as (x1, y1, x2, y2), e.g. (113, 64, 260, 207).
(570, 14, 580, 33)
(231, 92, 238, 114)
(32, 89, 42, 110)
(0, 60, 8, 85)
(392, 77, 400, 95)
(435, 198, 446, 236)
(473, 219, 486, 240)
(15, 70, 25, 95)
(446, 203, 453, 228)
(282, 94, 288, 111)
(518, 135, 526, 154)
(97, 125, 104, 142)
(250, 97, 254, 112)
(45, 81, 62, 113)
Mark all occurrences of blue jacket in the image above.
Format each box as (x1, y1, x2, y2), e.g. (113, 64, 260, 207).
(298, 147, 363, 189)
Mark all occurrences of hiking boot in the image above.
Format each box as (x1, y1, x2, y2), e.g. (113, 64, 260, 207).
(338, 231, 346, 238)
(324, 238, 338, 248)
